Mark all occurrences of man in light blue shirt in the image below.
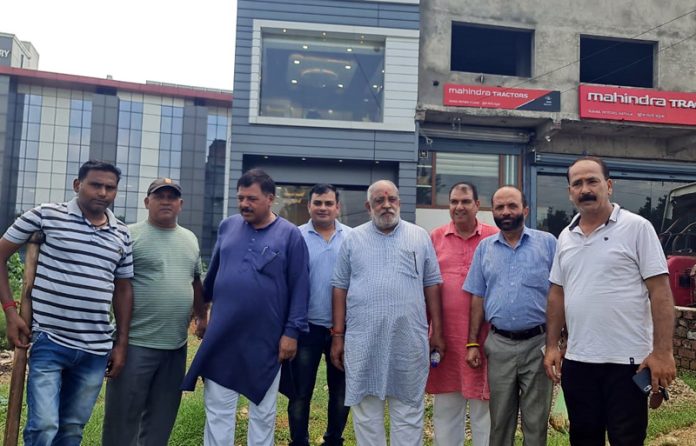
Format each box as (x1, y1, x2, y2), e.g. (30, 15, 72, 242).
(283, 184, 351, 446)
(464, 186, 556, 446)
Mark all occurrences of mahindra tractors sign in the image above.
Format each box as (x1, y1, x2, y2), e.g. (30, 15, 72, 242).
(579, 84, 696, 126)
(443, 84, 560, 111)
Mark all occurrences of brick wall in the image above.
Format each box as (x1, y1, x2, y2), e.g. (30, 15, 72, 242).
(675, 306, 696, 371)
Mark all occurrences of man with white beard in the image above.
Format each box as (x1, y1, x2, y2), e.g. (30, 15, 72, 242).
(330, 180, 445, 446)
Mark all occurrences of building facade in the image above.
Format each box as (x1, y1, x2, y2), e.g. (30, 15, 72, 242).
(231, 0, 420, 226)
(0, 33, 39, 69)
(418, 0, 696, 234)
(0, 66, 232, 259)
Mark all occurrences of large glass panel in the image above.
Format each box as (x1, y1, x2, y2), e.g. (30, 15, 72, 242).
(535, 174, 689, 237)
(416, 151, 433, 206)
(13, 90, 92, 215)
(434, 153, 500, 206)
(612, 178, 685, 231)
(417, 152, 518, 207)
(260, 29, 385, 122)
(535, 175, 576, 237)
(203, 113, 230, 262)
(273, 185, 369, 228)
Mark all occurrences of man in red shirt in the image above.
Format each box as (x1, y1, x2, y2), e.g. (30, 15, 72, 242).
(426, 182, 498, 446)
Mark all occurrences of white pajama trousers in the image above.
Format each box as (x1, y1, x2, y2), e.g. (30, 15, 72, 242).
(352, 395, 425, 446)
(433, 392, 490, 446)
(203, 370, 281, 446)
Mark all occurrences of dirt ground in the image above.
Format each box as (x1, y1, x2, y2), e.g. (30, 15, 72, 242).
(648, 378, 696, 446)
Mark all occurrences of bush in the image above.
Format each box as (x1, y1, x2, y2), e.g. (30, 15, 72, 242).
(0, 253, 24, 350)
(8, 252, 23, 300)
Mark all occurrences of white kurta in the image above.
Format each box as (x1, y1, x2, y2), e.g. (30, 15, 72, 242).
(332, 220, 442, 407)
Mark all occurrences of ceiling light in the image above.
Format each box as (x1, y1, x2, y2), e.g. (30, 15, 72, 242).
(372, 84, 378, 89)
(291, 79, 298, 84)
(302, 44, 308, 49)
(328, 109, 333, 114)
(337, 83, 344, 88)
(347, 48, 353, 52)
(345, 65, 351, 69)
(293, 60, 300, 64)
(282, 29, 287, 33)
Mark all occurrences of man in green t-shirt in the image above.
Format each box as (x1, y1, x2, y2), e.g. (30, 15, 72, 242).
(102, 178, 208, 446)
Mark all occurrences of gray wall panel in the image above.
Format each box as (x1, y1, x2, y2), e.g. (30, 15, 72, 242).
(230, 0, 420, 217)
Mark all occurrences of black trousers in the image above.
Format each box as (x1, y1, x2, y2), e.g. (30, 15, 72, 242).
(561, 359, 648, 446)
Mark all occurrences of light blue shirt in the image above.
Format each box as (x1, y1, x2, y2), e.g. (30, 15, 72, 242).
(332, 219, 442, 406)
(463, 226, 556, 332)
(299, 219, 351, 328)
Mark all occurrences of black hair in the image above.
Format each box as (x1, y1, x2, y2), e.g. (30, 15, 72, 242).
(308, 184, 339, 202)
(237, 168, 275, 195)
(78, 160, 122, 183)
(566, 156, 610, 183)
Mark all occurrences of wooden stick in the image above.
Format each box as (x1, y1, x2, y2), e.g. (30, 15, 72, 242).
(4, 232, 43, 446)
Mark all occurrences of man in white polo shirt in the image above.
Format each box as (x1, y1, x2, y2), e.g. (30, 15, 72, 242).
(544, 156, 676, 445)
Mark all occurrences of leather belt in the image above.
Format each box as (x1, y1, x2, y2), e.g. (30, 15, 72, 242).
(492, 324, 546, 341)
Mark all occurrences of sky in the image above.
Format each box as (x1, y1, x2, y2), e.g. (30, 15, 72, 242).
(1, 0, 237, 91)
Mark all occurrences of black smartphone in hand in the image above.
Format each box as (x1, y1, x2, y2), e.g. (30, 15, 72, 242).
(633, 368, 669, 401)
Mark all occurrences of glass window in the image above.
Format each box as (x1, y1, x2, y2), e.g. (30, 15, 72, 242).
(417, 152, 518, 207)
(451, 23, 532, 77)
(580, 36, 654, 88)
(535, 174, 689, 237)
(273, 185, 369, 228)
(260, 29, 385, 122)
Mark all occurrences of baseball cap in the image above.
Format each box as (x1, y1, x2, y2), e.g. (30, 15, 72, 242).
(147, 178, 182, 196)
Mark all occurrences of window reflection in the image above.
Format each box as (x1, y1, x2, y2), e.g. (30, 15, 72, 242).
(417, 152, 517, 207)
(260, 30, 385, 122)
(273, 185, 369, 228)
(535, 174, 689, 236)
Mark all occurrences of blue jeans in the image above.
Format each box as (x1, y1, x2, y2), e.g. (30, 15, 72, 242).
(24, 331, 108, 446)
(286, 323, 349, 446)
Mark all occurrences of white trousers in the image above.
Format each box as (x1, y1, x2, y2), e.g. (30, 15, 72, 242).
(352, 395, 424, 446)
(203, 370, 281, 446)
(433, 392, 490, 446)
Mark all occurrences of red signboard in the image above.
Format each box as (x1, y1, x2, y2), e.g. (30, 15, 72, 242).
(579, 84, 696, 126)
(443, 83, 560, 111)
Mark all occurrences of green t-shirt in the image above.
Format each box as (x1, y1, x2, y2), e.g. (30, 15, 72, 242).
(128, 220, 202, 349)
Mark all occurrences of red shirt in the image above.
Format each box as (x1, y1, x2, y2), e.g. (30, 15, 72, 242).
(426, 220, 499, 398)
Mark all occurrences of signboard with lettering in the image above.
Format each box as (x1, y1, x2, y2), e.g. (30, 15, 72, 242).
(443, 83, 560, 111)
(579, 84, 696, 126)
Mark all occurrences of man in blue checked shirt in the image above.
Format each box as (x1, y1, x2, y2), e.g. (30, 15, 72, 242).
(464, 186, 556, 446)
(281, 183, 352, 446)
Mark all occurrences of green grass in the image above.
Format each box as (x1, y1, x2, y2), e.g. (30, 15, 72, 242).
(3, 340, 696, 445)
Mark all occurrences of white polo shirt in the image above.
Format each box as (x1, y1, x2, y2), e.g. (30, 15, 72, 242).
(549, 204, 668, 364)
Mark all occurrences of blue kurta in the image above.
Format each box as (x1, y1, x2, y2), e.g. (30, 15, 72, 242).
(182, 215, 309, 404)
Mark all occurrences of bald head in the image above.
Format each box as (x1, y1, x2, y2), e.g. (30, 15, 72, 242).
(365, 180, 401, 233)
(367, 180, 399, 202)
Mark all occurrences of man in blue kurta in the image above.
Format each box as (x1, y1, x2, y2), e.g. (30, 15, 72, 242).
(182, 168, 309, 446)
(329, 180, 445, 446)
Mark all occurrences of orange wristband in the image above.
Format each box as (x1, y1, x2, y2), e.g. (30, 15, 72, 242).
(2, 301, 17, 311)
